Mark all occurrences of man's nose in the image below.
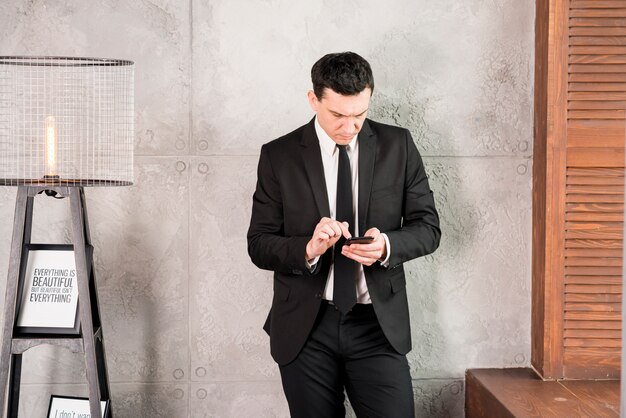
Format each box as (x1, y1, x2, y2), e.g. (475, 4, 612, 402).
(341, 117, 358, 133)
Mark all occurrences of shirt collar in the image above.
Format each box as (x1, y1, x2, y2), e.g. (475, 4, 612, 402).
(314, 116, 358, 157)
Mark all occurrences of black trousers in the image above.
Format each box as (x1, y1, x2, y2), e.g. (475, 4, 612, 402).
(279, 301, 414, 418)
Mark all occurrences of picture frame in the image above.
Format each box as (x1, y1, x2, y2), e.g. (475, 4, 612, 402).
(47, 395, 109, 418)
(14, 244, 91, 336)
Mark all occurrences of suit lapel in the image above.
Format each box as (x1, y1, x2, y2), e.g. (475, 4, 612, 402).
(301, 118, 331, 218)
(358, 119, 377, 234)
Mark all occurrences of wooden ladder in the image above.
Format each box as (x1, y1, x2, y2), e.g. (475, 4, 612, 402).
(0, 186, 111, 418)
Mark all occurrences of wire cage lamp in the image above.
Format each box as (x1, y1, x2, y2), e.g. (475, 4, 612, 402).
(0, 56, 134, 418)
(0, 56, 134, 186)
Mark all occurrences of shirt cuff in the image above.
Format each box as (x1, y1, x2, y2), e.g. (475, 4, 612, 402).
(379, 233, 391, 267)
(306, 256, 320, 272)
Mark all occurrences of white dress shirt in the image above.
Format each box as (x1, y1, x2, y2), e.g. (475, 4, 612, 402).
(309, 117, 391, 304)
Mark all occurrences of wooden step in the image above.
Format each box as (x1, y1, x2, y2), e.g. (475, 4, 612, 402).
(466, 368, 619, 417)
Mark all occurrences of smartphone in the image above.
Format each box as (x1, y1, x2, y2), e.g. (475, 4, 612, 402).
(345, 236, 374, 245)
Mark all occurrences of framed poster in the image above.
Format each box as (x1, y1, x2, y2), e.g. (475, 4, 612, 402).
(47, 395, 109, 418)
(15, 244, 85, 335)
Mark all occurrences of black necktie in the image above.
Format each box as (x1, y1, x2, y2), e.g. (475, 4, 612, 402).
(333, 144, 356, 314)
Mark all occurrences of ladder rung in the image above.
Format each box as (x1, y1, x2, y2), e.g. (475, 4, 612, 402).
(11, 337, 84, 354)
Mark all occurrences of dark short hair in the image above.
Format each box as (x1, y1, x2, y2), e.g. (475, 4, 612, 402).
(311, 52, 374, 100)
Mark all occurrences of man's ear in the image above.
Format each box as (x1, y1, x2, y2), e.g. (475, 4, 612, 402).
(307, 90, 319, 112)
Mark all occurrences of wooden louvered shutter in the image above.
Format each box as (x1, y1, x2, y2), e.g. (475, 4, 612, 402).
(533, 0, 624, 379)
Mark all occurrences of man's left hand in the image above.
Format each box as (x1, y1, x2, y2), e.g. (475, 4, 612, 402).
(341, 227, 387, 266)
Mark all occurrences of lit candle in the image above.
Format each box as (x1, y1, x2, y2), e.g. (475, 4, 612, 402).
(44, 116, 57, 177)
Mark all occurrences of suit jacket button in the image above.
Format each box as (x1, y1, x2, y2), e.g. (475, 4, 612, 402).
(315, 292, 322, 299)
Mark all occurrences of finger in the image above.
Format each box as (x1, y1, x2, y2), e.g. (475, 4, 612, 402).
(346, 246, 381, 260)
(317, 231, 330, 241)
(328, 221, 343, 238)
(342, 247, 375, 265)
(317, 217, 334, 229)
(320, 224, 339, 238)
(349, 244, 381, 254)
(339, 221, 352, 239)
(364, 227, 380, 238)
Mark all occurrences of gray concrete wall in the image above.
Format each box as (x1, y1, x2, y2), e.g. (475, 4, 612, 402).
(0, 1, 534, 416)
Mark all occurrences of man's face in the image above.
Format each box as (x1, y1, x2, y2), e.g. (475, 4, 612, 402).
(308, 87, 372, 145)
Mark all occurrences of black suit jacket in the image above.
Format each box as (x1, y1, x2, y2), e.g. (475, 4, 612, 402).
(247, 118, 440, 365)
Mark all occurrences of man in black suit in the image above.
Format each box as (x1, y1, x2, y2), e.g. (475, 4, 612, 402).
(247, 52, 440, 417)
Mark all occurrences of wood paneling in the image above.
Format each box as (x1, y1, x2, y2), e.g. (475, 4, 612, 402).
(564, 165, 623, 376)
(572, 1, 626, 8)
(570, 38, 626, 47)
(566, 247, 623, 256)
(531, 0, 551, 377)
(565, 328, 621, 337)
(565, 311, 621, 320)
(569, 110, 625, 119)
(533, 0, 574, 379)
(567, 148, 624, 167)
(570, 17, 626, 27)
(565, 319, 621, 329)
(565, 238, 623, 248)
(570, 10, 626, 18)
(563, 347, 621, 378)
(567, 280, 623, 289)
(533, 0, 624, 380)
(565, 320, 622, 332)
(565, 256, 622, 266)
(571, 47, 626, 55)
(569, 99, 626, 109)
(569, 91, 626, 99)
(570, 63, 626, 71)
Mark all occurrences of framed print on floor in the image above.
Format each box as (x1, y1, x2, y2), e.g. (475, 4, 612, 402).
(47, 395, 109, 418)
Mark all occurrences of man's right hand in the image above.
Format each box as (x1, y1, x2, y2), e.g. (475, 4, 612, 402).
(305, 217, 351, 261)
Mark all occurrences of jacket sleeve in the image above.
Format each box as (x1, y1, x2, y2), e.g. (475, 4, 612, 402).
(385, 130, 441, 268)
(247, 144, 318, 276)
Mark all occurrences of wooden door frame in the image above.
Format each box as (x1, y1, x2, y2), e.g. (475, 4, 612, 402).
(532, 0, 568, 379)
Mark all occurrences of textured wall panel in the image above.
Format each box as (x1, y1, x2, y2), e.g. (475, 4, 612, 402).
(87, 156, 190, 383)
(0, 0, 191, 155)
(110, 383, 189, 418)
(409, 157, 532, 377)
(189, 156, 277, 381)
(190, 381, 288, 418)
(192, 0, 533, 157)
(413, 379, 465, 418)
